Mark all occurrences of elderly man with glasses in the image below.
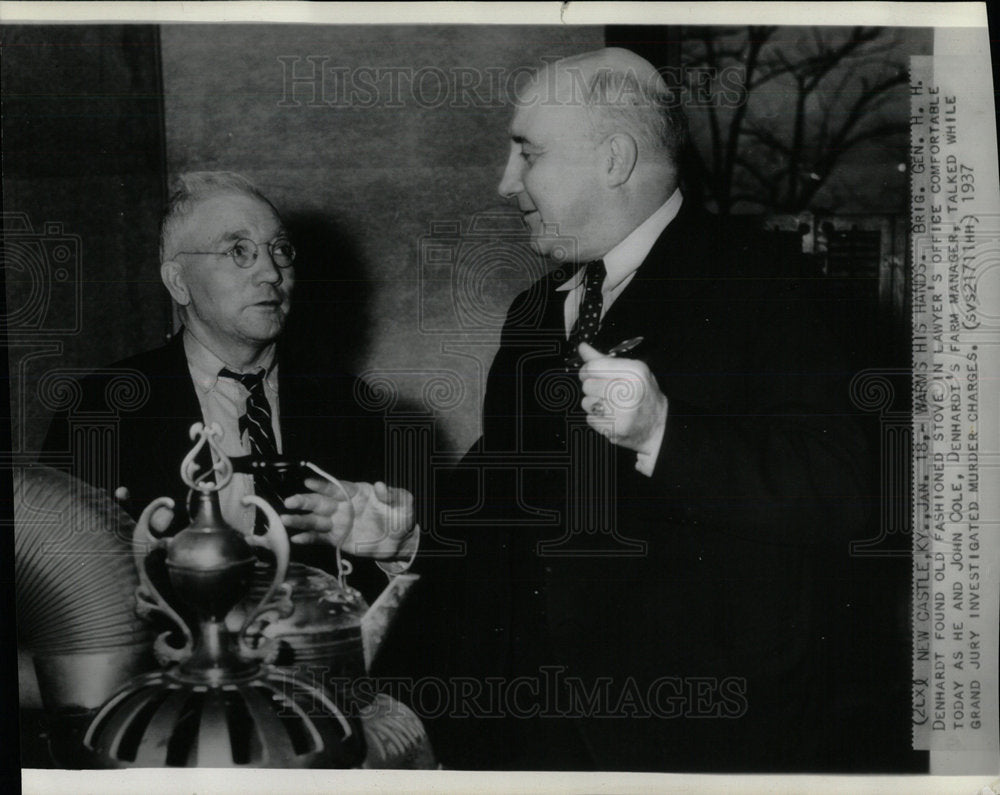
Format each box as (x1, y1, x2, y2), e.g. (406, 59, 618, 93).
(43, 171, 417, 571)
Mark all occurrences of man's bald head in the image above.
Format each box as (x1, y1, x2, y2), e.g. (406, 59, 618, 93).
(524, 48, 688, 170)
(498, 48, 686, 260)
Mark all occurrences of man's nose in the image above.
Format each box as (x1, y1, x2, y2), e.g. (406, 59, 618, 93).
(252, 246, 283, 284)
(497, 152, 524, 200)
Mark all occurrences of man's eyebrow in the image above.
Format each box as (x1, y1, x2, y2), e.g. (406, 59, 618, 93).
(209, 228, 251, 247)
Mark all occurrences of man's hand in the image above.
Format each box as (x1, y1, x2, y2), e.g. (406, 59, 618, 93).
(578, 341, 668, 456)
(281, 479, 416, 561)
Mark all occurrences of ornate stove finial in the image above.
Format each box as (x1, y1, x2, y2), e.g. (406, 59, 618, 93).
(180, 421, 233, 493)
(131, 422, 290, 668)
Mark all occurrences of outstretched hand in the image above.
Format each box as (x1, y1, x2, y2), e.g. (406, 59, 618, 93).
(281, 478, 417, 560)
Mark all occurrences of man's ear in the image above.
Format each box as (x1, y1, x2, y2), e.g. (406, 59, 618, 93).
(160, 260, 191, 306)
(605, 133, 638, 188)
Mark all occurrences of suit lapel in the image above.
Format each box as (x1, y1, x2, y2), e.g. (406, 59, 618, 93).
(153, 333, 212, 476)
(595, 202, 714, 362)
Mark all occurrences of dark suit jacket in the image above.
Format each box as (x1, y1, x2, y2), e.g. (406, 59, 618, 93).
(41, 331, 391, 599)
(421, 202, 885, 771)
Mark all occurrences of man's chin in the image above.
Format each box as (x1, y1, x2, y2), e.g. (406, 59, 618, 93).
(243, 316, 287, 344)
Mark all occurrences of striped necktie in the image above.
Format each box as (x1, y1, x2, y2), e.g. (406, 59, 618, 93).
(565, 259, 606, 368)
(218, 367, 280, 534)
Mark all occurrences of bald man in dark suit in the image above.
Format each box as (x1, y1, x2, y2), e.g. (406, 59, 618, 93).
(414, 48, 902, 773)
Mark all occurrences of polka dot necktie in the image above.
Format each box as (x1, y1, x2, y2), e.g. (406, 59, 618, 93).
(218, 368, 281, 534)
(565, 259, 607, 369)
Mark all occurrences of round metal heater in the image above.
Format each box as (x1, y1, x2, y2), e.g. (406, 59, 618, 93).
(83, 668, 362, 767)
(14, 465, 156, 708)
(81, 423, 365, 768)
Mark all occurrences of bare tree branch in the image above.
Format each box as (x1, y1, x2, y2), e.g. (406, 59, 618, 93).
(683, 25, 907, 214)
(717, 26, 775, 213)
(740, 125, 792, 156)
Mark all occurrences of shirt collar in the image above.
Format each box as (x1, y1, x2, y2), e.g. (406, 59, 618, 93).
(556, 188, 684, 292)
(183, 329, 278, 394)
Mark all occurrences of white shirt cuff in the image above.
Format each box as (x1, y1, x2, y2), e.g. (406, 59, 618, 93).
(376, 523, 420, 578)
(635, 422, 666, 477)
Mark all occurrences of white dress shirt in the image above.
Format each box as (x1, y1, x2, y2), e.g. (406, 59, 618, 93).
(183, 330, 281, 533)
(556, 188, 683, 476)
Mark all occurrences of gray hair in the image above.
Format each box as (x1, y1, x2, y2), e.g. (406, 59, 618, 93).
(159, 171, 275, 261)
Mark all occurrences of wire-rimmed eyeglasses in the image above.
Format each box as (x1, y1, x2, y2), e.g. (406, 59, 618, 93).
(175, 237, 296, 269)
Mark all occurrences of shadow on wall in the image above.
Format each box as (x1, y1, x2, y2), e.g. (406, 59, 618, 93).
(281, 212, 431, 422)
(281, 212, 374, 375)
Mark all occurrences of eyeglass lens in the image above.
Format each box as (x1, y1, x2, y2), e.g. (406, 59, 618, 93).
(232, 238, 295, 268)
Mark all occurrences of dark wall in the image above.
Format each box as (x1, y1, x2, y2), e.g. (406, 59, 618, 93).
(3, 26, 169, 456)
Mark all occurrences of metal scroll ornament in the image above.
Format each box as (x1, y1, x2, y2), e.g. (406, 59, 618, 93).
(83, 423, 363, 768)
